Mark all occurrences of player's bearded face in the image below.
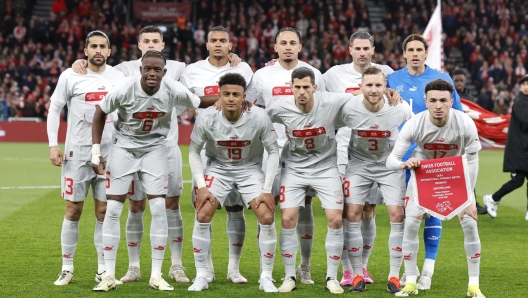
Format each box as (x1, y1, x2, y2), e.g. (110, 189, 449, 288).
(274, 31, 302, 63)
(403, 40, 428, 69)
(206, 31, 232, 59)
(85, 36, 110, 67)
(425, 90, 454, 122)
(361, 73, 386, 105)
(220, 84, 246, 113)
(350, 39, 374, 68)
(292, 77, 315, 106)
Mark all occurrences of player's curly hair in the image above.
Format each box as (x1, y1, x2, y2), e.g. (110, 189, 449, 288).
(424, 79, 454, 95)
(85, 30, 110, 48)
(139, 25, 163, 42)
(291, 67, 315, 84)
(141, 50, 166, 64)
(218, 73, 247, 91)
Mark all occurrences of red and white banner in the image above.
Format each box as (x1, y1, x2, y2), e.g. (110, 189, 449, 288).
(423, 0, 444, 71)
(133, 2, 192, 22)
(461, 98, 509, 148)
(411, 155, 474, 220)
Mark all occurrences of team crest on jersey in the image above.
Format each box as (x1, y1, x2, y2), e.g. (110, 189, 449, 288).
(272, 86, 293, 95)
(85, 91, 108, 102)
(396, 85, 403, 92)
(132, 111, 166, 119)
(204, 85, 220, 96)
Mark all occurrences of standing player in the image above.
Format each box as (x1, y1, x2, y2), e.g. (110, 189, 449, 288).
(187, 73, 280, 293)
(387, 34, 464, 290)
(47, 30, 125, 286)
(247, 28, 326, 284)
(90, 51, 203, 291)
(323, 31, 395, 286)
(336, 66, 411, 293)
(180, 26, 254, 284)
(267, 67, 351, 294)
(386, 79, 484, 298)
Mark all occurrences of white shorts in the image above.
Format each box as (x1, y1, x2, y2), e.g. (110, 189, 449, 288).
(61, 159, 106, 202)
(202, 166, 265, 208)
(106, 146, 168, 196)
(192, 149, 243, 208)
(280, 167, 344, 210)
(167, 145, 184, 197)
(344, 163, 405, 206)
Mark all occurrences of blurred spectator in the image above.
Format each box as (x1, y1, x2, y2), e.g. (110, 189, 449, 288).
(452, 69, 476, 102)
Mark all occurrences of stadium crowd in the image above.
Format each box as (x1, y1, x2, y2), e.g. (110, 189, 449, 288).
(0, 0, 527, 120)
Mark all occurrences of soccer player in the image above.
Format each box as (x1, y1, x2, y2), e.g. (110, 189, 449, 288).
(47, 30, 125, 286)
(336, 66, 412, 293)
(386, 79, 484, 298)
(323, 31, 395, 286)
(90, 50, 202, 291)
(180, 26, 254, 284)
(247, 27, 326, 284)
(187, 73, 280, 292)
(267, 67, 350, 294)
(387, 34, 464, 290)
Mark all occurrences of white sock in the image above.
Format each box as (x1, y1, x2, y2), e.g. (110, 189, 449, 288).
(207, 223, 214, 272)
(326, 227, 344, 280)
(297, 203, 314, 267)
(166, 208, 183, 266)
(94, 220, 105, 273)
(227, 210, 246, 271)
(461, 215, 481, 286)
(360, 216, 376, 269)
(341, 219, 353, 273)
(125, 209, 144, 268)
(149, 198, 168, 278)
(61, 218, 79, 272)
(422, 258, 435, 277)
(103, 200, 124, 279)
(192, 219, 211, 277)
(345, 221, 362, 276)
(259, 223, 277, 279)
(280, 227, 297, 277)
(388, 222, 404, 279)
(402, 217, 421, 285)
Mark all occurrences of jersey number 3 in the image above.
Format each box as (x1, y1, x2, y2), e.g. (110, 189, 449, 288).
(368, 139, 378, 151)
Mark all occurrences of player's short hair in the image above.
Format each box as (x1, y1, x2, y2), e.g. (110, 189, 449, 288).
(349, 31, 374, 47)
(139, 25, 163, 42)
(452, 69, 467, 77)
(424, 79, 453, 96)
(402, 34, 428, 52)
(362, 65, 385, 80)
(141, 50, 166, 65)
(208, 26, 231, 40)
(291, 67, 315, 85)
(274, 27, 302, 44)
(218, 73, 247, 91)
(85, 30, 110, 48)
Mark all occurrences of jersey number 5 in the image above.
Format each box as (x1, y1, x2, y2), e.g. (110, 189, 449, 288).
(142, 119, 154, 131)
(368, 139, 378, 151)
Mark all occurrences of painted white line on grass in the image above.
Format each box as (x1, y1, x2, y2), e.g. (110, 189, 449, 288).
(1, 180, 194, 190)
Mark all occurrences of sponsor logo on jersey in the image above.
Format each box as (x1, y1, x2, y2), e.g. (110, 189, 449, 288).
(128, 242, 139, 247)
(409, 86, 417, 91)
(272, 86, 293, 96)
(304, 123, 313, 128)
(132, 111, 166, 119)
(370, 124, 379, 129)
(282, 253, 295, 258)
(147, 106, 155, 111)
(357, 130, 391, 138)
(217, 140, 251, 147)
(98, 86, 106, 90)
(329, 255, 341, 261)
(263, 252, 275, 258)
(436, 138, 445, 142)
(85, 91, 108, 102)
(204, 85, 220, 96)
(103, 246, 114, 251)
(153, 245, 165, 251)
(230, 135, 239, 140)
(292, 127, 327, 138)
(423, 143, 458, 150)
(345, 87, 360, 93)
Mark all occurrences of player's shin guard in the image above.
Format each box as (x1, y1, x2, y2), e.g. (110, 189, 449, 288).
(94, 220, 105, 273)
(166, 208, 184, 266)
(341, 219, 353, 272)
(149, 198, 168, 278)
(402, 217, 421, 285)
(227, 210, 246, 271)
(423, 216, 442, 276)
(360, 215, 376, 269)
(61, 218, 79, 272)
(388, 222, 404, 279)
(345, 221, 363, 275)
(103, 200, 124, 279)
(125, 209, 144, 267)
(461, 215, 481, 286)
(192, 219, 211, 277)
(326, 227, 344, 279)
(297, 203, 314, 267)
(280, 227, 298, 277)
(259, 223, 277, 279)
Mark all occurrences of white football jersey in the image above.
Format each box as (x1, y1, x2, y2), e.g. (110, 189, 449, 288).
(191, 107, 278, 170)
(50, 67, 125, 160)
(396, 109, 482, 160)
(115, 59, 187, 145)
(337, 95, 412, 164)
(99, 76, 200, 151)
(267, 91, 352, 174)
(246, 61, 326, 148)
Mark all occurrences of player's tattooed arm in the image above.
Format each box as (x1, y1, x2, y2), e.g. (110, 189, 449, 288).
(227, 53, 242, 67)
(91, 106, 107, 175)
(71, 59, 88, 75)
(385, 88, 403, 105)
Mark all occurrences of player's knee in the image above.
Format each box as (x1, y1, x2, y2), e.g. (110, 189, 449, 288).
(195, 211, 212, 224)
(165, 196, 180, 210)
(65, 202, 83, 221)
(362, 210, 374, 221)
(129, 200, 146, 213)
(389, 207, 405, 223)
(327, 216, 342, 229)
(259, 212, 274, 225)
(281, 214, 297, 229)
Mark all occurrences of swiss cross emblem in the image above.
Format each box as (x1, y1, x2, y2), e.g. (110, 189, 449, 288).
(382, 131, 389, 137)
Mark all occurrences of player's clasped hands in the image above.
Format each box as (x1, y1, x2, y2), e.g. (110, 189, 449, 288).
(195, 187, 218, 212)
(49, 146, 64, 166)
(254, 192, 276, 212)
(401, 157, 421, 169)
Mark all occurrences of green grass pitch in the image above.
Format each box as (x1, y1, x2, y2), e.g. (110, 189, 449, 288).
(0, 142, 527, 297)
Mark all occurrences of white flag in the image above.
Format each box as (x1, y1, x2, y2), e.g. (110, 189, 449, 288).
(423, 0, 443, 71)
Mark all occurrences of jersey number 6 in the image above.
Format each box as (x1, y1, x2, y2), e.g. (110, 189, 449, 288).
(142, 119, 154, 131)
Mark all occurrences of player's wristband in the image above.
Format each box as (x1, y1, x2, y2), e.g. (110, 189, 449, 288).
(195, 177, 206, 189)
(91, 144, 101, 165)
